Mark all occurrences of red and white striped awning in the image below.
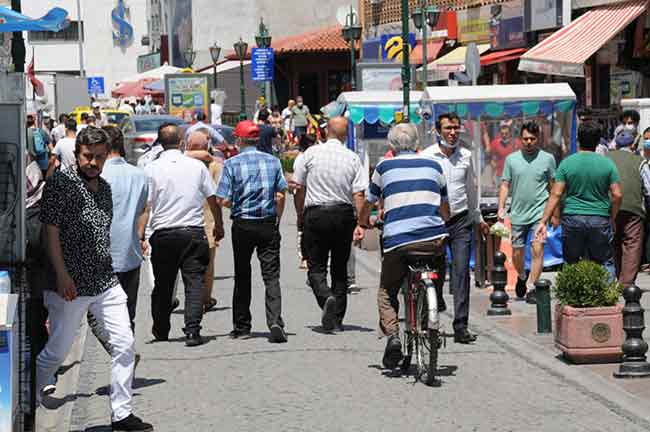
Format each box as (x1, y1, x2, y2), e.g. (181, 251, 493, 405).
(519, 0, 647, 77)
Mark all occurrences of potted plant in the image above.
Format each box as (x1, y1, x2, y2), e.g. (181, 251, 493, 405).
(553, 260, 624, 364)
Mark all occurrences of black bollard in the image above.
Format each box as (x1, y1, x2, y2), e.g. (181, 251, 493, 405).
(614, 285, 650, 378)
(535, 279, 552, 333)
(487, 252, 511, 316)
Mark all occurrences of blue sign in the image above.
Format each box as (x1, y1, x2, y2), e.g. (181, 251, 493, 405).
(87, 77, 105, 96)
(251, 48, 275, 82)
(381, 33, 416, 62)
(112, 0, 134, 47)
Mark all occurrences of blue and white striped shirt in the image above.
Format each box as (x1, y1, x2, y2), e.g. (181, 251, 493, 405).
(367, 152, 448, 252)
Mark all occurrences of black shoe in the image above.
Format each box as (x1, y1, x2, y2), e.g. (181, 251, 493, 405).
(229, 329, 252, 339)
(134, 353, 141, 371)
(515, 278, 527, 299)
(170, 298, 180, 312)
(185, 332, 205, 347)
(321, 296, 337, 332)
(454, 329, 477, 344)
(269, 324, 288, 343)
(382, 335, 403, 369)
(111, 414, 154, 431)
(151, 326, 168, 342)
(334, 322, 344, 333)
(525, 289, 537, 305)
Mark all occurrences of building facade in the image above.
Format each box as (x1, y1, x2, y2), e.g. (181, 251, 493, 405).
(24, 0, 150, 107)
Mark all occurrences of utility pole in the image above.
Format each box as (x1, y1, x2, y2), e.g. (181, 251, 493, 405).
(401, 0, 410, 122)
(76, 0, 85, 77)
(166, 0, 174, 65)
(10, 0, 25, 72)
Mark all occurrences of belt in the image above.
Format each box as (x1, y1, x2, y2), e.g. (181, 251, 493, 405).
(154, 226, 204, 234)
(306, 203, 352, 211)
(233, 216, 277, 224)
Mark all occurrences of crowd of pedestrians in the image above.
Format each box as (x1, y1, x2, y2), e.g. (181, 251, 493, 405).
(24, 96, 650, 430)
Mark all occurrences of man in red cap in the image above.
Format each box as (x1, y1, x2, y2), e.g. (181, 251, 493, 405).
(216, 120, 289, 343)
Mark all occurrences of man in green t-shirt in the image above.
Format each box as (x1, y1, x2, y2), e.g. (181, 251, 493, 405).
(291, 96, 310, 137)
(536, 121, 622, 277)
(498, 121, 557, 303)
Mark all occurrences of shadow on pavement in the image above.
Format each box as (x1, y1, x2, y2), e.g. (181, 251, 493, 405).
(171, 306, 231, 315)
(214, 275, 234, 280)
(71, 425, 112, 432)
(368, 364, 458, 382)
(96, 378, 165, 396)
(40, 393, 93, 410)
(307, 324, 375, 334)
(56, 360, 81, 376)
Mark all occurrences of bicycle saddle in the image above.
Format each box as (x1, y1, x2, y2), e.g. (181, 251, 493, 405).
(402, 251, 440, 266)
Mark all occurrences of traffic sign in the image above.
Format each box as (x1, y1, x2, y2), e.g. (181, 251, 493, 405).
(251, 48, 274, 82)
(87, 76, 105, 96)
(464, 43, 481, 86)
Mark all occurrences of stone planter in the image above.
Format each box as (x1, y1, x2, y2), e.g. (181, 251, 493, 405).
(554, 304, 624, 364)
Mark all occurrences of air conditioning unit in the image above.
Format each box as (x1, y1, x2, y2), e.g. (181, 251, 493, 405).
(369, 0, 383, 4)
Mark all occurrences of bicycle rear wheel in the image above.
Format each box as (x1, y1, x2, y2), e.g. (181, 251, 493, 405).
(415, 287, 439, 386)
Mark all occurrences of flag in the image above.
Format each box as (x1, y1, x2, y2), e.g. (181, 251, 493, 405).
(27, 57, 45, 97)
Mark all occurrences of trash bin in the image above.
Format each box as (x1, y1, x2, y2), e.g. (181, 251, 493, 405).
(0, 294, 18, 432)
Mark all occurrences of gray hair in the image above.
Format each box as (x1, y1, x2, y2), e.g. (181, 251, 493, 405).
(387, 123, 419, 153)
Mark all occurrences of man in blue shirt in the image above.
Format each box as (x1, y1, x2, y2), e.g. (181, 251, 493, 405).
(216, 120, 289, 343)
(101, 126, 149, 332)
(356, 123, 450, 369)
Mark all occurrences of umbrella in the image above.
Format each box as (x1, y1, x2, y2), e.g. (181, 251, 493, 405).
(118, 63, 187, 84)
(0, 7, 68, 33)
(143, 79, 164, 92)
(111, 79, 162, 98)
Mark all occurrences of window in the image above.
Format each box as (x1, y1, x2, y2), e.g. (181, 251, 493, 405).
(28, 21, 84, 44)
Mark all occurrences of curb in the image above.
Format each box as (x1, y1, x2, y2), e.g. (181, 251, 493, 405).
(355, 248, 650, 430)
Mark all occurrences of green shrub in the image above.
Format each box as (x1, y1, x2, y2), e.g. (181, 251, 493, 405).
(553, 260, 622, 308)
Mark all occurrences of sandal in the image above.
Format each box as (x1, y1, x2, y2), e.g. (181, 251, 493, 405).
(203, 297, 218, 313)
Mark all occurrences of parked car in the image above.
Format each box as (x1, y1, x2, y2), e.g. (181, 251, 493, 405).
(119, 115, 184, 164)
(72, 106, 131, 125)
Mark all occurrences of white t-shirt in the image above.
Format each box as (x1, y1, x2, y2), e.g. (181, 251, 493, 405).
(211, 104, 222, 125)
(281, 107, 293, 132)
(53, 137, 77, 170)
(144, 149, 217, 231)
(51, 124, 66, 144)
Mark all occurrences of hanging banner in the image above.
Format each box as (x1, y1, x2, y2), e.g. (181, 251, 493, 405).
(430, 11, 458, 40)
(168, 0, 193, 68)
(490, 1, 526, 50)
(524, 0, 564, 32)
(380, 33, 416, 62)
(457, 6, 491, 43)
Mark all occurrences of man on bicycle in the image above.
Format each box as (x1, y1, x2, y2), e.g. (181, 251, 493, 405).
(355, 123, 450, 369)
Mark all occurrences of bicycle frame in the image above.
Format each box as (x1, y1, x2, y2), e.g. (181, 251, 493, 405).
(405, 266, 440, 331)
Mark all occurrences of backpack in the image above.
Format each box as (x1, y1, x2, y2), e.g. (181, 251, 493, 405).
(32, 128, 47, 155)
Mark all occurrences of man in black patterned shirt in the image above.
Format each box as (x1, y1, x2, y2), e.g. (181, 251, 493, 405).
(36, 127, 153, 431)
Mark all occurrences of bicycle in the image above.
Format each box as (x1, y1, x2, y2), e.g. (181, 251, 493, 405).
(399, 251, 449, 386)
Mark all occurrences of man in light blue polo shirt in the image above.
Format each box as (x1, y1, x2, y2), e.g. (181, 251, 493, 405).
(355, 123, 450, 369)
(101, 126, 149, 332)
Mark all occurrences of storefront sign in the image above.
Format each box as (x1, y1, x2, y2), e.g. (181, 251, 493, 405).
(611, 70, 641, 105)
(430, 11, 458, 40)
(490, 1, 526, 50)
(111, 0, 134, 47)
(165, 73, 210, 122)
(457, 6, 491, 43)
(381, 33, 416, 62)
(169, 0, 192, 67)
(524, 0, 564, 32)
(137, 52, 161, 73)
(251, 48, 275, 82)
(358, 63, 415, 91)
(87, 77, 105, 96)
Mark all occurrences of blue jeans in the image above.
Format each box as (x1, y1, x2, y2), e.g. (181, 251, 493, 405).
(561, 215, 615, 278)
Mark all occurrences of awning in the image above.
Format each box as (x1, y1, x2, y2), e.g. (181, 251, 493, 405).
(518, 0, 647, 77)
(0, 7, 68, 33)
(337, 91, 424, 125)
(410, 39, 445, 65)
(481, 48, 527, 66)
(427, 44, 490, 73)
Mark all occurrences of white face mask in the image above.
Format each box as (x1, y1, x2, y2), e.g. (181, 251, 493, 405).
(297, 103, 303, 108)
(437, 132, 457, 149)
(624, 124, 637, 132)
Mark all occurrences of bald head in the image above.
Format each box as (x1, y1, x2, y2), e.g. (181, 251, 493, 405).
(327, 116, 348, 142)
(186, 129, 210, 151)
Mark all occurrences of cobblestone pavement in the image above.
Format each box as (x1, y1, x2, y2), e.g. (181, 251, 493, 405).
(68, 203, 650, 432)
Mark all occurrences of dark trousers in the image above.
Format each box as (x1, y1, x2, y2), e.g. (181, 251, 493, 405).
(150, 227, 209, 336)
(613, 211, 644, 287)
(231, 217, 284, 331)
(117, 267, 141, 333)
(561, 214, 615, 277)
(439, 211, 472, 333)
(303, 204, 356, 324)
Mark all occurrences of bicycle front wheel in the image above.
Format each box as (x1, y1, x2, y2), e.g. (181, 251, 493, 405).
(415, 287, 439, 386)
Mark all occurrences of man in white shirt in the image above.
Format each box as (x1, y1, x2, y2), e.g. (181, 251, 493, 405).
(210, 99, 223, 125)
(51, 113, 68, 144)
(282, 99, 295, 133)
(421, 112, 488, 344)
(145, 123, 225, 347)
(53, 118, 79, 170)
(293, 116, 368, 332)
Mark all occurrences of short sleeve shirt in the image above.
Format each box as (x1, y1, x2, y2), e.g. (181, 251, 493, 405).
(291, 105, 310, 127)
(555, 151, 620, 217)
(40, 169, 118, 297)
(502, 150, 556, 225)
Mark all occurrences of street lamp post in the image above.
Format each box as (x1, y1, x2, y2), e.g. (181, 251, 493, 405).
(401, 0, 410, 122)
(234, 37, 249, 121)
(255, 18, 272, 105)
(183, 47, 196, 69)
(411, 4, 441, 89)
(209, 43, 221, 90)
(341, 7, 362, 91)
